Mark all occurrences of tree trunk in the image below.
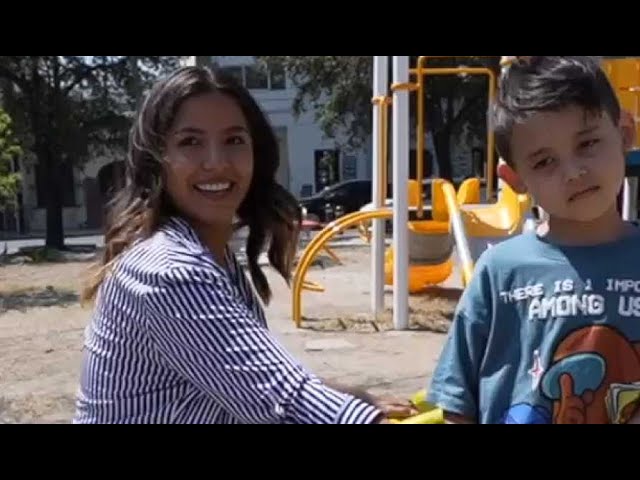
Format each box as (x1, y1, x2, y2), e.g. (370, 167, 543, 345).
(33, 136, 64, 250)
(44, 56, 65, 250)
(433, 128, 453, 180)
(431, 94, 454, 181)
(39, 144, 64, 250)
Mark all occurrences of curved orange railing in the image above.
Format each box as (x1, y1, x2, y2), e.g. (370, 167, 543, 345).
(291, 209, 393, 327)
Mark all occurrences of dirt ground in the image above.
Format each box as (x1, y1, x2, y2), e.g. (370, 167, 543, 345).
(0, 244, 458, 423)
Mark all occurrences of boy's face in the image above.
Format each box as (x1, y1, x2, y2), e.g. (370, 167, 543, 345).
(500, 105, 633, 223)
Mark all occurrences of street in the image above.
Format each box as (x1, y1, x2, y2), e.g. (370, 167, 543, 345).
(2, 235, 105, 255)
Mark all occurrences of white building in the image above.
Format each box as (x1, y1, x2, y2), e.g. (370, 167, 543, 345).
(2, 56, 373, 235)
(210, 56, 372, 198)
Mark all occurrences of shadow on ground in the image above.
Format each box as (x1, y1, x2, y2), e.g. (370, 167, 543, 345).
(301, 287, 462, 334)
(0, 287, 79, 314)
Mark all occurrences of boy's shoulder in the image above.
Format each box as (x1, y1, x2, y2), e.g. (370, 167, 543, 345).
(474, 232, 554, 273)
(477, 225, 640, 274)
(465, 226, 640, 310)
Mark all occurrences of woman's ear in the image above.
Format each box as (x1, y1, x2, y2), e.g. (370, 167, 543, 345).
(497, 163, 527, 194)
(620, 109, 637, 151)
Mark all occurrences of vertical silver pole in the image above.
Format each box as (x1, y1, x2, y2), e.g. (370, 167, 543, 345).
(371, 56, 388, 318)
(392, 56, 410, 330)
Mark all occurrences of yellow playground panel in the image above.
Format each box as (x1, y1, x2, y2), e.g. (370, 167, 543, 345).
(300, 56, 635, 313)
(383, 178, 476, 293)
(291, 56, 540, 423)
(287, 56, 640, 424)
(394, 56, 637, 424)
(384, 57, 532, 291)
(602, 57, 640, 145)
(292, 56, 532, 326)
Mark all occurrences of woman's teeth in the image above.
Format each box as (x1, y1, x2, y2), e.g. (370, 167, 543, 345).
(195, 183, 231, 192)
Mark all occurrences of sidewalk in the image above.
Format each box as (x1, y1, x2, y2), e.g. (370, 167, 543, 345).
(0, 228, 103, 241)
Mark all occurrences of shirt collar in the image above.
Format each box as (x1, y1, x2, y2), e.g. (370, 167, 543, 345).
(159, 215, 237, 279)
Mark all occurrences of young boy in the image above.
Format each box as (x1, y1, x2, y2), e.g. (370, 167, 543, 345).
(427, 56, 640, 424)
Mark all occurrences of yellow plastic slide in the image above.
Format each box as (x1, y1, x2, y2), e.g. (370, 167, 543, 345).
(384, 178, 531, 293)
(384, 178, 478, 293)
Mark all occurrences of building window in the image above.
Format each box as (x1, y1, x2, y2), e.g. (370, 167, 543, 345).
(269, 66, 286, 90)
(314, 149, 340, 192)
(220, 64, 286, 91)
(221, 66, 243, 85)
(245, 65, 269, 89)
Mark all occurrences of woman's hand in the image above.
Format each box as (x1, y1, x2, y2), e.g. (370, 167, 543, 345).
(373, 395, 420, 420)
(323, 380, 419, 422)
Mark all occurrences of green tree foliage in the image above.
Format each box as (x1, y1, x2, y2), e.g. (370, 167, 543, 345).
(0, 56, 184, 248)
(0, 107, 21, 209)
(255, 56, 501, 180)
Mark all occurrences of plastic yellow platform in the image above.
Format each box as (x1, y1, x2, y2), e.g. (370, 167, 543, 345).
(459, 183, 531, 238)
(603, 57, 640, 146)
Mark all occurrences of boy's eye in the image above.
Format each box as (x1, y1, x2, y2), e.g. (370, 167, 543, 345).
(533, 157, 554, 170)
(178, 136, 201, 147)
(580, 138, 600, 149)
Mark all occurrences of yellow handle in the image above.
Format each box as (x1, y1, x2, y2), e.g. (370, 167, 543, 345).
(388, 390, 445, 424)
(395, 409, 445, 424)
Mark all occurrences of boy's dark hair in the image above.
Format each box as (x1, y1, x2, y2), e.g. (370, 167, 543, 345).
(491, 56, 621, 165)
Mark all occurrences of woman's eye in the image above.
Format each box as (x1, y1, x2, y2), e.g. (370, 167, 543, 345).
(178, 136, 201, 147)
(226, 135, 247, 146)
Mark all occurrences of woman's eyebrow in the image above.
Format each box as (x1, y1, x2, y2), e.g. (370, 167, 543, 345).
(173, 126, 206, 136)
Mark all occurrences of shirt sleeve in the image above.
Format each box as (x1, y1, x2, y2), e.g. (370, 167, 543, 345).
(143, 265, 382, 424)
(426, 260, 493, 421)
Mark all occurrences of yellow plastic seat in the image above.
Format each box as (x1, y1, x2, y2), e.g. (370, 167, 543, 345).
(459, 183, 531, 238)
(457, 177, 481, 205)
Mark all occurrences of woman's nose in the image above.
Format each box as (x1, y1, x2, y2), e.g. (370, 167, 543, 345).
(202, 145, 228, 169)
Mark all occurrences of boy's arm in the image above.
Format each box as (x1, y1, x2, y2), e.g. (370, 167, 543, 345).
(426, 265, 493, 423)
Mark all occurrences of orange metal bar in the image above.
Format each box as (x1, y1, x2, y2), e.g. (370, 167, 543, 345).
(372, 96, 385, 205)
(408, 66, 498, 202)
(415, 57, 427, 218)
(291, 209, 393, 327)
(381, 98, 391, 201)
(372, 96, 392, 204)
(302, 281, 325, 292)
(390, 82, 419, 92)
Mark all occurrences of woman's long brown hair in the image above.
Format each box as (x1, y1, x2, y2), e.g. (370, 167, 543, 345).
(81, 66, 301, 305)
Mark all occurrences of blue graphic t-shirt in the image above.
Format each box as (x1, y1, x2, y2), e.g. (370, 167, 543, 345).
(427, 226, 640, 424)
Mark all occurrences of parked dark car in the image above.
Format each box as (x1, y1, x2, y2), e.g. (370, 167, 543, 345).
(299, 179, 372, 223)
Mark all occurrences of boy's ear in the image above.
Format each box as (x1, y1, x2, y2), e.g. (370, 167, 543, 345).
(620, 109, 636, 150)
(497, 163, 527, 194)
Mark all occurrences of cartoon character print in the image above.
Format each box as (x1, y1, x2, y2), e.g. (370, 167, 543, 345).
(501, 403, 551, 424)
(502, 325, 640, 424)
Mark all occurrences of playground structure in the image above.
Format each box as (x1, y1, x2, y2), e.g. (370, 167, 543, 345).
(288, 55, 640, 424)
(292, 56, 640, 332)
(292, 56, 533, 328)
(401, 56, 640, 424)
(602, 57, 640, 221)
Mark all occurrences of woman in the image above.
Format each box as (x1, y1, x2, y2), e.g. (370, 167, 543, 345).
(74, 66, 411, 424)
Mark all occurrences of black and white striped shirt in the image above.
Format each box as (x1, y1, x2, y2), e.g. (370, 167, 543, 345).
(74, 216, 381, 424)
